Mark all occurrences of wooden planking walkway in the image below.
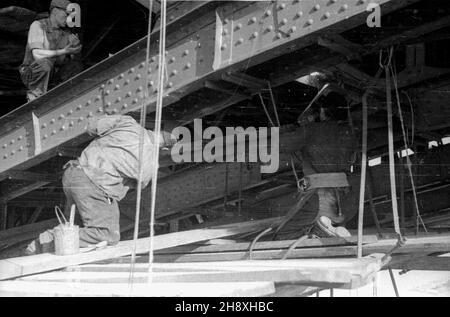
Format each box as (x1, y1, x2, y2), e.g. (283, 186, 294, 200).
(0, 217, 281, 280)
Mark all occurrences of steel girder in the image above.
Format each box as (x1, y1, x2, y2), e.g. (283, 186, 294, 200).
(0, 0, 418, 182)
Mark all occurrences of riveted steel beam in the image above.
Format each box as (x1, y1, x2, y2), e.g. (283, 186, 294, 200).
(0, 0, 419, 180)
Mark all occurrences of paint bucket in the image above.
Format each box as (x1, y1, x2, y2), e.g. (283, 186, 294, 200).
(53, 204, 79, 256)
(53, 223, 80, 256)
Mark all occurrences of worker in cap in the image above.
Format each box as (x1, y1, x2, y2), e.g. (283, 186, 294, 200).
(19, 0, 83, 102)
(26, 115, 177, 254)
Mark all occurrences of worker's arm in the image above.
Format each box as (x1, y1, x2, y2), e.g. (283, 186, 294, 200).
(28, 22, 81, 60)
(87, 115, 138, 136)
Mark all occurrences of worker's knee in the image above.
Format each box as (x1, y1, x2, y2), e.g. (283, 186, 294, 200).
(106, 229, 120, 246)
(34, 58, 53, 73)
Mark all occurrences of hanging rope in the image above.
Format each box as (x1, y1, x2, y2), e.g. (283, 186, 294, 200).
(147, 0, 167, 280)
(129, 0, 154, 292)
(389, 59, 428, 233)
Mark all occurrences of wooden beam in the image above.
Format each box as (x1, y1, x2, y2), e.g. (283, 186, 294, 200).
(0, 204, 6, 231)
(4, 171, 58, 183)
(0, 217, 282, 280)
(388, 254, 450, 271)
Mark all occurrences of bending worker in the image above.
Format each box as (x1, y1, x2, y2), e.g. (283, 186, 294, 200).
(27, 115, 175, 254)
(275, 91, 358, 239)
(20, 0, 82, 101)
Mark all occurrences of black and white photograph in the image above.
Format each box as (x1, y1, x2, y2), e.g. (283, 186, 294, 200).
(0, 0, 449, 299)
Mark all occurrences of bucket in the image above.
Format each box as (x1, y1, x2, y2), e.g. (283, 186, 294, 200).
(53, 223, 79, 256)
(53, 204, 80, 256)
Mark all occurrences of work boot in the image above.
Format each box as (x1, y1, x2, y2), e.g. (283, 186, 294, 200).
(310, 216, 351, 238)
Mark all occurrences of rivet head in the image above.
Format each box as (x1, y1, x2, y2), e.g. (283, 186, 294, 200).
(185, 63, 191, 69)
(51, 130, 56, 135)
(106, 102, 112, 107)
(2, 144, 6, 149)
(221, 44, 227, 50)
(135, 74, 141, 80)
(125, 79, 130, 85)
(98, 108, 103, 113)
(129, 68, 135, 73)
(68, 109, 73, 115)
(113, 109, 118, 114)
(137, 86, 143, 92)
(59, 114, 65, 119)
(18, 136, 23, 141)
(76, 105, 82, 110)
(148, 81, 154, 87)
(123, 104, 128, 109)
(43, 134, 48, 140)
(314, 4, 321, 11)
(265, 10, 272, 17)
(41, 123, 47, 129)
(251, 31, 259, 39)
(151, 57, 156, 62)
(139, 62, 145, 68)
(69, 121, 74, 127)
(19, 146, 23, 152)
(87, 112, 93, 118)
(51, 119, 56, 124)
(266, 25, 274, 32)
(342, 4, 349, 10)
(61, 126, 66, 131)
(115, 85, 120, 90)
(171, 70, 178, 76)
(280, 18, 287, 26)
(222, 29, 228, 36)
(10, 140, 14, 145)
(116, 97, 122, 103)
(275, 32, 282, 39)
(197, 42, 202, 48)
(295, 11, 303, 18)
(307, 19, 314, 26)
(167, 82, 173, 88)
(3, 154, 7, 159)
(86, 100, 91, 106)
(170, 57, 176, 63)
(119, 73, 124, 79)
(107, 79, 114, 85)
(79, 117, 84, 122)
(250, 17, 257, 24)
(132, 98, 138, 104)
(101, 84, 105, 89)
(290, 26, 297, 33)
(183, 50, 189, 56)
(324, 12, 331, 19)
(95, 95, 101, 101)
(126, 92, 132, 97)
(235, 23, 242, 30)
(10, 151, 15, 156)
(237, 38, 244, 45)
(278, 3, 286, 10)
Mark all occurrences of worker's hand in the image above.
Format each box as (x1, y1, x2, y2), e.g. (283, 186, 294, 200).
(30, 62, 46, 73)
(68, 34, 81, 47)
(63, 43, 82, 55)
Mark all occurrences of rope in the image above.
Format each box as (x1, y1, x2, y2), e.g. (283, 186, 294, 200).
(383, 47, 402, 238)
(389, 62, 428, 233)
(267, 82, 281, 126)
(258, 93, 276, 127)
(147, 0, 167, 279)
(128, 0, 154, 292)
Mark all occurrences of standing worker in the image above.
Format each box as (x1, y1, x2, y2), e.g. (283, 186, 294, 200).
(26, 115, 176, 254)
(276, 91, 359, 239)
(19, 0, 83, 102)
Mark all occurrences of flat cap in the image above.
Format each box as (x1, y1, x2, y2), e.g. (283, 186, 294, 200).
(50, 0, 72, 11)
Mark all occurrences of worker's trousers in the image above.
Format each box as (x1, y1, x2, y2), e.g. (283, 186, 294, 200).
(62, 165, 121, 247)
(19, 57, 82, 101)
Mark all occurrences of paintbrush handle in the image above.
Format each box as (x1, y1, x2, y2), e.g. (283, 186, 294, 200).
(69, 204, 76, 227)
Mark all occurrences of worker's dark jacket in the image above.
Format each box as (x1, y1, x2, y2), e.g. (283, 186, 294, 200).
(78, 115, 156, 201)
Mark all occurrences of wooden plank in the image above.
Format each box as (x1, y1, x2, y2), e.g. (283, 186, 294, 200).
(152, 234, 450, 263)
(0, 281, 275, 297)
(388, 254, 450, 271)
(157, 235, 378, 255)
(0, 217, 281, 280)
